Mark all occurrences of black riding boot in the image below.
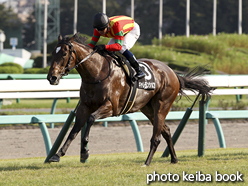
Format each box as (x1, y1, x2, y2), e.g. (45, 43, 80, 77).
(123, 50, 145, 79)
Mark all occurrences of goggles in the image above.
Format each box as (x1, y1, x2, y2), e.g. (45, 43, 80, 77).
(96, 27, 106, 31)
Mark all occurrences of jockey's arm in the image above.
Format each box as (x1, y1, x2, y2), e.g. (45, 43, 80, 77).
(88, 29, 100, 48)
(89, 22, 124, 51)
(105, 36, 123, 51)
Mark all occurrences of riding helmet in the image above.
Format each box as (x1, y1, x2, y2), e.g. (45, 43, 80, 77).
(93, 13, 110, 30)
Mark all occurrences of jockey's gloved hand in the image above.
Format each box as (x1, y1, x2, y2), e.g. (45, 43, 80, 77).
(93, 45, 106, 52)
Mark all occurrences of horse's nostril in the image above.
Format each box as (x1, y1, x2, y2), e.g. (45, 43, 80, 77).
(48, 76, 58, 85)
(51, 76, 57, 82)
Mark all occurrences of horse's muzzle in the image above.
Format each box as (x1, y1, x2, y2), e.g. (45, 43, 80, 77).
(47, 75, 59, 85)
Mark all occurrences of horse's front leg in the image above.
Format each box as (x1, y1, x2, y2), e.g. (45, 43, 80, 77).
(80, 100, 113, 162)
(49, 105, 90, 162)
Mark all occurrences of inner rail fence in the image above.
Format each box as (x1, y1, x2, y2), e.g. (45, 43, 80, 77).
(0, 74, 247, 159)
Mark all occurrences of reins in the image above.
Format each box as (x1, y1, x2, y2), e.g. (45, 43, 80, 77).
(66, 49, 97, 73)
(59, 41, 111, 84)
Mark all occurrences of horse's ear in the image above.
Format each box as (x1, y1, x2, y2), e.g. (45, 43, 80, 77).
(70, 33, 77, 42)
(58, 34, 62, 41)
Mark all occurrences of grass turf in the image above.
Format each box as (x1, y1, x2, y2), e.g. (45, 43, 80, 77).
(0, 148, 247, 185)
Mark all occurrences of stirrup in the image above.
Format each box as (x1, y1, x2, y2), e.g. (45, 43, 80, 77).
(135, 70, 145, 79)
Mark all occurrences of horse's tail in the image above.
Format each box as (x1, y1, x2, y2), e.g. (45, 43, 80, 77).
(176, 66, 213, 101)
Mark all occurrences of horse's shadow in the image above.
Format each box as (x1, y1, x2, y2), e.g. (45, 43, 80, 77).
(0, 159, 72, 172)
(0, 165, 42, 172)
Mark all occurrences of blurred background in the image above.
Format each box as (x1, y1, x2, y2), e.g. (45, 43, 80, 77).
(0, 0, 248, 74)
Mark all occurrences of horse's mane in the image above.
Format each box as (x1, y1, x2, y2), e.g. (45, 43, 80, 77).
(64, 32, 89, 47)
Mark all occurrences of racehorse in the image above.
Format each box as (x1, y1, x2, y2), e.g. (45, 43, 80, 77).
(47, 33, 212, 166)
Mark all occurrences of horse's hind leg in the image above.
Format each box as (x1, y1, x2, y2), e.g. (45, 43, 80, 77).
(143, 111, 164, 166)
(161, 123, 178, 163)
(142, 98, 178, 165)
(144, 134, 161, 166)
(80, 100, 113, 162)
(141, 105, 162, 166)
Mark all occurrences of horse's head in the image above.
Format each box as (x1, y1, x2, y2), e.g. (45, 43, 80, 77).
(47, 34, 76, 85)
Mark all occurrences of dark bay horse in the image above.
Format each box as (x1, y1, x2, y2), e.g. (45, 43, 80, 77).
(47, 33, 212, 166)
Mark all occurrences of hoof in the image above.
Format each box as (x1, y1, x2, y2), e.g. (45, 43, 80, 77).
(80, 150, 89, 161)
(141, 164, 147, 168)
(171, 158, 178, 164)
(49, 154, 60, 162)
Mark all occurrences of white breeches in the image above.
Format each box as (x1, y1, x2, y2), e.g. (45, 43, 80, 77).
(108, 22, 140, 54)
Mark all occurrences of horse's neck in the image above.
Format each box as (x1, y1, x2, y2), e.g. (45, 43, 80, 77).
(74, 43, 104, 81)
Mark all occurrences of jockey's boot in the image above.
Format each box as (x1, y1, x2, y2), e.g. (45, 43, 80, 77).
(123, 49, 145, 79)
(134, 65, 145, 79)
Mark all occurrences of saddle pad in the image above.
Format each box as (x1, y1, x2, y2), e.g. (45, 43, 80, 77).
(137, 61, 156, 90)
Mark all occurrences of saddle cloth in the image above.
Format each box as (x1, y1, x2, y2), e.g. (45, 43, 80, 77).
(137, 61, 156, 90)
(119, 59, 156, 90)
(116, 59, 156, 115)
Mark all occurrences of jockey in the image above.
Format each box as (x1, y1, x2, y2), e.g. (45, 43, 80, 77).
(88, 12, 145, 79)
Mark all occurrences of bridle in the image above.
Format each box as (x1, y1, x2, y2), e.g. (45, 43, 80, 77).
(58, 41, 79, 76)
(57, 41, 111, 84)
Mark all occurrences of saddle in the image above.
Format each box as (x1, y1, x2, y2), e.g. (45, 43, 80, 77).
(102, 51, 156, 87)
(100, 50, 156, 115)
